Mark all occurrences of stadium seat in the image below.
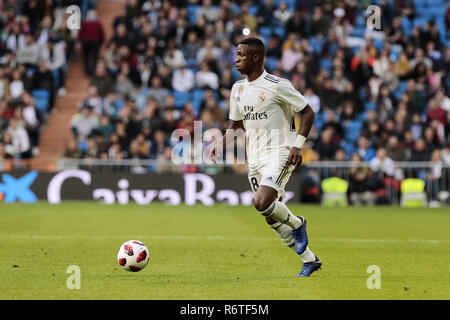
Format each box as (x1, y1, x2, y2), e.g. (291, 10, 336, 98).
(273, 0, 295, 11)
(350, 27, 365, 38)
(191, 89, 204, 114)
(426, 0, 444, 6)
(31, 89, 50, 113)
(192, 89, 205, 102)
(259, 26, 272, 39)
(364, 101, 376, 111)
(420, 7, 444, 19)
(355, 15, 365, 28)
(319, 59, 333, 73)
(357, 111, 368, 121)
(265, 57, 279, 72)
(341, 141, 356, 156)
(373, 39, 385, 52)
(344, 120, 363, 143)
(249, 5, 258, 16)
(192, 100, 202, 116)
(309, 36, 325, 53)
(186, 5, 200, 23)
(231, 69, 242, 81)
(413, 17, 429, 29)
(401, 18, 413, 37)
(172, 91, 190, 109)
(314, 112, 324, 130)
(230, 4, 241, 14)
(186, 58, 198, 68)
(394, 81, 408, 100)
(272, 26, 285, 39)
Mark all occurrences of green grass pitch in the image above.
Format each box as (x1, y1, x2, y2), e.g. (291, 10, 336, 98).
(0, 202, 449, 300)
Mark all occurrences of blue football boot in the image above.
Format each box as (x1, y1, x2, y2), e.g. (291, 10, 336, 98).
(297, 255, 322, 277)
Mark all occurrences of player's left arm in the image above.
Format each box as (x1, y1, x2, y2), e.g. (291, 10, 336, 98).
(289, 105, 315, 166)
(277, 79, 315, 166)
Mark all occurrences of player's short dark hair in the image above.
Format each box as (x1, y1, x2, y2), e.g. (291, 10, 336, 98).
(238, 37, 266, 57)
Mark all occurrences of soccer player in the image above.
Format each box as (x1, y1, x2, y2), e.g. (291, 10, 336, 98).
(210, 37, 321, 277)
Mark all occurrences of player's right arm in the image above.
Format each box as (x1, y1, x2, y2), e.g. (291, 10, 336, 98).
(209, 83, 245, 161)
(209, 118, 245, 161)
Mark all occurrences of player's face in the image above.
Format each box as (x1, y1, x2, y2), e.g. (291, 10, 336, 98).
(235, 44, 254, 74)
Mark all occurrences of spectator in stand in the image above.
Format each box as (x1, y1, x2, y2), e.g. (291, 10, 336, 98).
(79, 85, 104, 116)
(195, 62, 219, 90)
(356, 136, 376, 162)
(410, 138, 431, 161)
(370, 147, 395, 177)
(274, 2, 292, 26)
(0, 1, 73, 165)
(63, 137, 83, 159)
(197, 0, 219, 23)
(55, 0, 449, 180)
(0, 67, 9, 99)
(150, 129, 170, 160)
(184, 31, 200, 61)
(386, 135, 406, 161)
(71, 106, 99, 138)
(427, 149, 443, 203)
(6, 118, 30, 158)
(257, 0, 275, 27)
(285, 9, 308, 37)
(78, 10, 104, 76)
(172, 64, 194, 92)
(9, 69, 25, 100)
(16, 34, 39, 67)
(241, 1, 258, 31)
(281, 40, 303, 73)
(427, 99, 447, 125)
(349, 167, 382, 206)
(40, 36, 67, 96)
(2, 132, 15, 159)
(90, 60, 114, 97)
(147, 75, 170, 107)
(163, 39, 186, 69)
(21, 91, 40, 151)
(114, 72, 134, 97)
(315, 127, 338, 160)
(304, 88, 320, 114)
(31, 59, 55, 110)
(310, 7, 330, 37)
(442, 143, 450, 165)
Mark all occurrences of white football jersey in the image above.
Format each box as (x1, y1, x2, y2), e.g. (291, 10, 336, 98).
(229, 70, 307, 165)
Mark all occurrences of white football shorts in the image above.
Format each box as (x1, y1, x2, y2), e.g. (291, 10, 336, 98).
(247, 156, 296, 201)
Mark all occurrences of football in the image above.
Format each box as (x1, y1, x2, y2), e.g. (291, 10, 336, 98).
(117, 240, 150, 272)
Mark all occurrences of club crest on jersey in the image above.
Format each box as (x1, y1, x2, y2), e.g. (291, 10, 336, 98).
(238, 85, 244, 95)
(258, 92, 265, 103)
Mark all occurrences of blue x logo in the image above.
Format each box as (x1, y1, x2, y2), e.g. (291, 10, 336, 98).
(0, 171, 38, 203)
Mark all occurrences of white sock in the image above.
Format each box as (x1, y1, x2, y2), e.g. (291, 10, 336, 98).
(299, 247, 316, 263)
(268, 221, 317, 263)
(260, 201, 303, 229)
(269, 221, 296, 251)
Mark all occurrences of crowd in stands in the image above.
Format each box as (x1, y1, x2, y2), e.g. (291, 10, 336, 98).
(0, 0, 97, 163)
(67, 0, 450, 178)
(2, 0, 450, 202)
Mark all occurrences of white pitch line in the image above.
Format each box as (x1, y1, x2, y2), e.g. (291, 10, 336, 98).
(0, 234, 449, 244)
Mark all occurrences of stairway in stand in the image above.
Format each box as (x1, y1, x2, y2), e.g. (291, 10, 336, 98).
(31, 0, 123, 171)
